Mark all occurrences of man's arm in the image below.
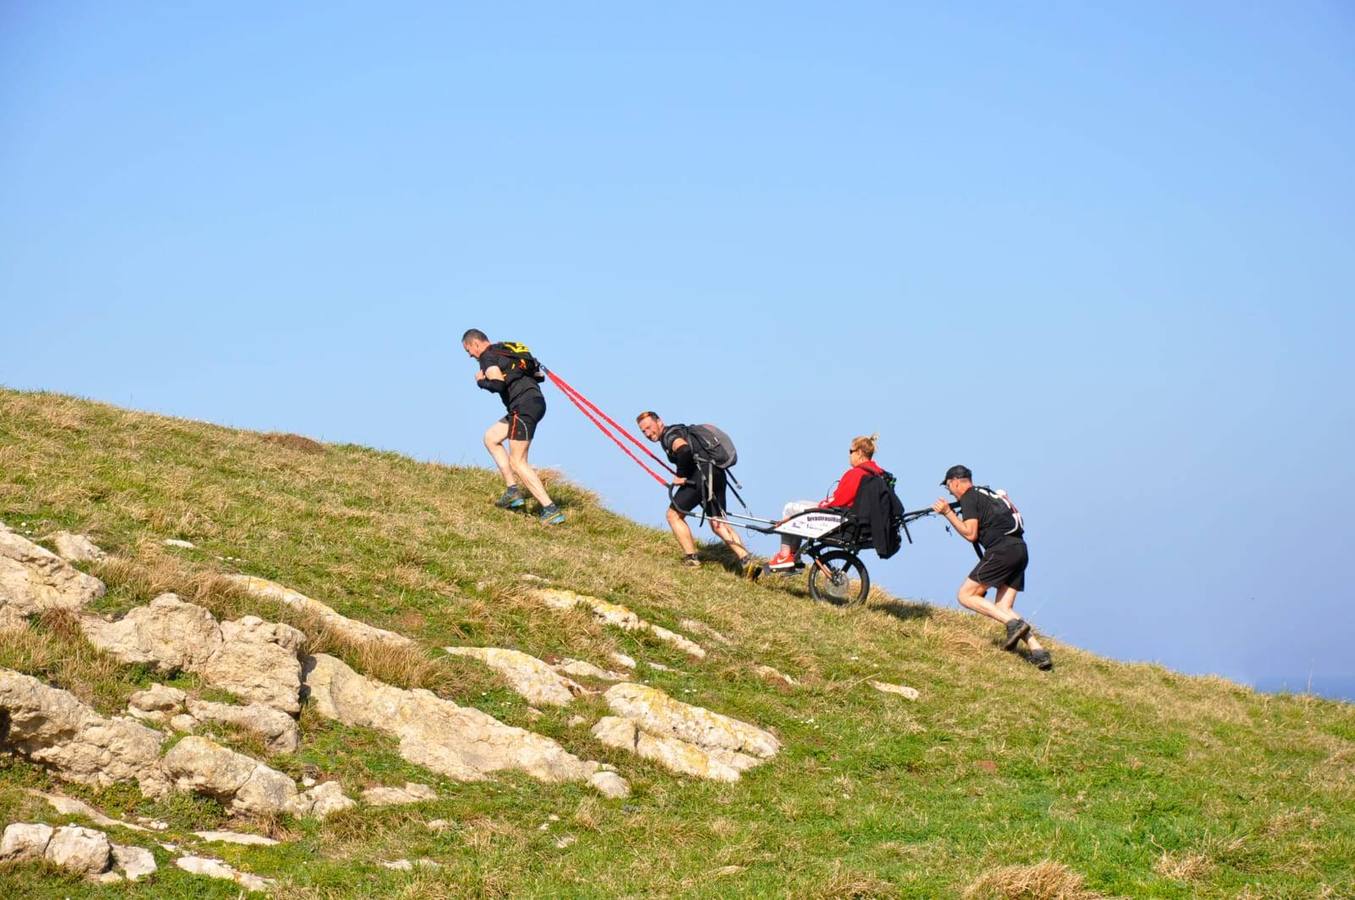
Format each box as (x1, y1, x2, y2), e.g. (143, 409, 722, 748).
(931, 498, 978, 541)
(476, 364, 507, 393)
(668, 437, 695, 483)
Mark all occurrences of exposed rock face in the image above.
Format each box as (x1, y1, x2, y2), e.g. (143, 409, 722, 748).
(83, 595, 305, 714)
(591, 684, 779, 782)
(162, 736, 300, 816)
(754, 665, 797, 687)
(186, 698, 301, 754)
(31, 790, 154, 832)
(680, 618, 734, 646)
(0, 668, 169, 796)
(533, 589, 706, 659)
(869, 680, 920, 701)
(554, 658, 628, 681)
(605, 684, 780, 759)
(0, 605, 27, 630)
(362, 782, 438, 806)
(42, 824, 114, 875)
(111, 843, 157, 881)
(299, 780, 356, 818)
(302, 653, 627, 797)
(193, 831, 280, 846)
(127, 683, 189, 723)
(0, 522, 105, 614)
(444, 646, 586, 706)
(0, 822, 54, 862)
(176, 855, 273, 892)
(226, 574, 415, 648)
(80, 593, 223, 673)
(197, 616, 305, 714)
(51, 532, 108, 563)
(592, 717, 752, 783)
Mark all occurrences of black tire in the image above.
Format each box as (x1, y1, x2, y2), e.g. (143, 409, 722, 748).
(807, 550, 871, 605)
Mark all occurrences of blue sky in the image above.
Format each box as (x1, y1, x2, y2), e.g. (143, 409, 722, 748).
(3, 3, 1353, 697)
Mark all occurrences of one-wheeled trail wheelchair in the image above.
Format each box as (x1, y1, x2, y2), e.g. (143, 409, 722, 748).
(721, 505, 939, 605)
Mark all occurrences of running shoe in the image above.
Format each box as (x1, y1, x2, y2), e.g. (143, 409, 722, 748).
(1003, 618, 1031, 650)
(765, 548, 798, 571)
(495, 485, 525, 509)
(682, 554, 701, 568)
(539, 504, 565, 526)
(1029, 649, 1053, 671)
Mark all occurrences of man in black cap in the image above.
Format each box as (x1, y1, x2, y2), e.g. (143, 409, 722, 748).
(932, 465, 1051, 669)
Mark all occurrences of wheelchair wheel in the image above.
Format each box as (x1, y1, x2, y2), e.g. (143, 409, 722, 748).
(807, 551, 871, 605)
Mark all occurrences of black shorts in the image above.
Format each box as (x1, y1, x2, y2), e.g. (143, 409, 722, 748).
(500, 395, 546, 442)
(969, 540, 1028, 591)
(671, 467, 728, 517)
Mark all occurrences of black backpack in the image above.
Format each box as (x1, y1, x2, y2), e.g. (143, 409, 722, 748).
(851, 469, 905, 559)
(489, 341, 545, 384)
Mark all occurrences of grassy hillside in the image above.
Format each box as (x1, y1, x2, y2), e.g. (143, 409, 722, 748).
(0, 387, 1351, 898)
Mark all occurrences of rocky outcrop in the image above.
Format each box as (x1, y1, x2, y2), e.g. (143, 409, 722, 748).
(533, 589, 706, 659)
(869, 680, 920, 701)
(0, 822, 151, 882)
(0, 522, 105, 615)
(80, 594, 222, 673)
(443, 646, 586, 706)
(590, 683, 779, 782)
(554, 658, 628, 681)
(680, 618, 734, 646)
(83, 595, 305, 714)
(127, 682, 300, 753)
(193, 830, 280, 846)
(51, 532, 108, 563)
(162, 735, 352, 818)
(226, 574, 414, 649)
(0, 668, 169, 796)
(754, 665, 797, 687)
(176, 855, 272, 892)
(30, 790, 161, 833)
(197, 616, 305, 714)
(361, 782, 438, 806)
(302, 653, 628, 798)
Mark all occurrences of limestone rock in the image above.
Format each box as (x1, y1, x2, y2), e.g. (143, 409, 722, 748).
(444, 646, 586, 706)
(111, 843, 157, 881)
(127, 683, 188, 723)
(51, 532, 107, 563)
(193, 831, 280, 847)
(79, 593, 222, 673)
(383, 858, 414, 871)
(591, 717, 751, 783)
(226, 574, 414, 648)
(296, 780, 356, 818)
(362, 782, 438, 806)
(162, 736, 301, 816)
(0, 822, 54, 862)
(0, 668, 169, 796)
(176, 855, 273, 892)
(31, 790, 152, 832)
(754, 665, 797, 687)
(0, 605, 27, 631)
(163, 539, 196, 549)
(169, 713, 199, 732)
(589, 769, 631, 798)
(532, 589, 706, 659)
(869, 680, 920, 701)
(680, 618, 734, 646)
(554, 658, 628, 681)
(605, 683, 780, 759)
(303, 653, 626, 797)
(197, 616, 305, 713)
(610, 652, 637, 669)
(45, 824, 113, 875)
(186, 698, 301, 754)
(0, 523, 105, 614)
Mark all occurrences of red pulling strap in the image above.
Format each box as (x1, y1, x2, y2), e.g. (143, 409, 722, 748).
(545, 369, 673, 487)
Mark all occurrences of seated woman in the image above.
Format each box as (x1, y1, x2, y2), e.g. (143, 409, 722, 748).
(765, 434, 884, 571)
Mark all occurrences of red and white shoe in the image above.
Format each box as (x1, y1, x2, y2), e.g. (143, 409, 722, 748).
(766, 548, 799, 571)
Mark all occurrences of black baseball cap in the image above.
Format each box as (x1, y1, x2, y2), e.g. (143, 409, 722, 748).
(940, 464, 972, 486)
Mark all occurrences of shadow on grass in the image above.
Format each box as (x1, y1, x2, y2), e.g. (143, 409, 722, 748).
(870, 598, 934, 623)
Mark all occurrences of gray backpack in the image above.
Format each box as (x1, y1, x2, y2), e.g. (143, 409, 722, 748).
(685, 424, 738, 469)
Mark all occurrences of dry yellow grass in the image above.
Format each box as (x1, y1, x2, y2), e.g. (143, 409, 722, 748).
(964, 860, 1103, 900)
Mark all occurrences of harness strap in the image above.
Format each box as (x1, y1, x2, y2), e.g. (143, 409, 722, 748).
(545, 369, 672, 487)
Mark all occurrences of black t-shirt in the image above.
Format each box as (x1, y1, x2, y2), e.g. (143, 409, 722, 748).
(479, 348, 543, 410)
(959, 488, 1024, 551)
(660, 425, 697, 479)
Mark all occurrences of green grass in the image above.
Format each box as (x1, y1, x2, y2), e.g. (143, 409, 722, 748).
(1, 387, 1352, 898)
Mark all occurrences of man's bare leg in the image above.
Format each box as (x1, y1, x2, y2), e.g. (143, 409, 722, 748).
(995, 585, 1044, 652)
(483, 422, 516, 486)
(711, 519, 752, 561)
(507, 438, 554, 507)
(956, 578, 1020, 625)
(666, 507, 698, 556)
